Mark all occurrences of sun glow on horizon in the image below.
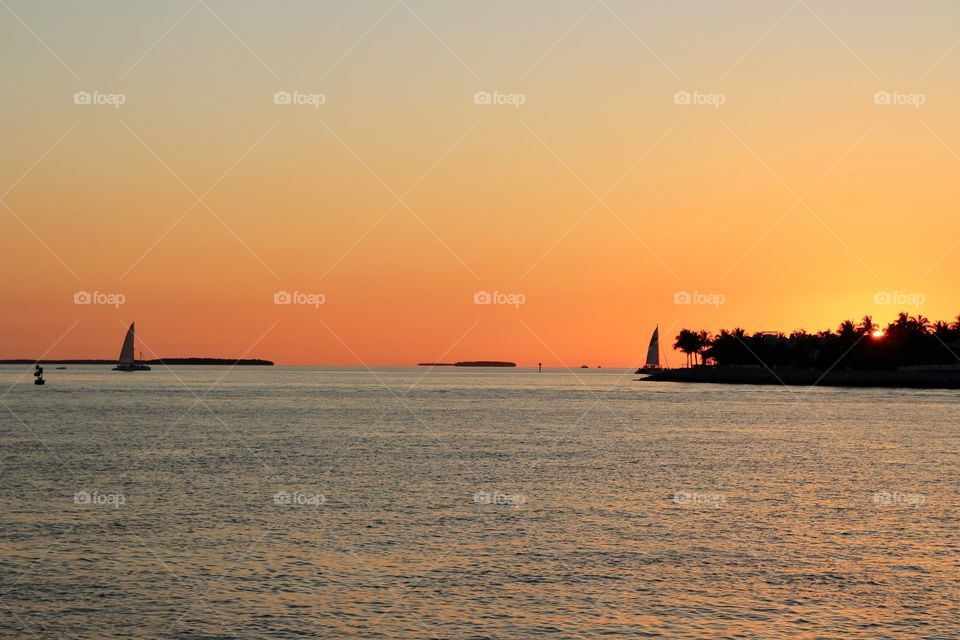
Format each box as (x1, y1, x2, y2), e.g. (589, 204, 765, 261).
(2, 3, 960, 365)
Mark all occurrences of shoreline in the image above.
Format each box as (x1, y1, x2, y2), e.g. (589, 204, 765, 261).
(417, 361, 517, 367)
(0, 358, 273, 366)
(642, 367, 960, 389)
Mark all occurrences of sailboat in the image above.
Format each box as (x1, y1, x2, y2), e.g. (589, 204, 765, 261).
(636, 326, 662, 374)
(112, 322, 151, 371)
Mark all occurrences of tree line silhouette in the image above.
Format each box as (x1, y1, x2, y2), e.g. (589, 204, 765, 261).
(672, 313, 960, 370)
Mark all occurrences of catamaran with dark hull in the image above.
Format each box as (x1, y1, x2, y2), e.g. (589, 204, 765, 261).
(112, 322, 151, 371)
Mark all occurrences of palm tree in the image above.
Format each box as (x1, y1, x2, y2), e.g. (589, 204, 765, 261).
(673, 329, 700, 367)
(886, 312, 912, 339)
(696, 330, 711, 365)
(934, 320, 952, 338)
(911, 314, 932, 334)
(838, 320, 858, 339)
(691, 313, 960, 369)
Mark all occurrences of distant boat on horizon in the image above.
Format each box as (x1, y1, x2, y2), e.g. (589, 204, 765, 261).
(112, 322, 151, 371)
(637, 326, 663, 374)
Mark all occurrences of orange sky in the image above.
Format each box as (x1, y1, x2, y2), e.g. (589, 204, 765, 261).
(2, 1, 959, 365)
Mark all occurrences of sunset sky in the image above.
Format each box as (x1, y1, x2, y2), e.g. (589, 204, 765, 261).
(3, 0, 959, 366)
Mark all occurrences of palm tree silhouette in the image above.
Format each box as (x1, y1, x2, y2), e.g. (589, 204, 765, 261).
(672, 313, 960, 370)
(934, 320, 952, 338)
(697, 330, 711, 365)
(838, 320, 858, 339)
(673, 329, 700, 368)
(911, 314, 932, 333)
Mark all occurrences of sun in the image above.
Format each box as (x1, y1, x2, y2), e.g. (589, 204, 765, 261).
(872, 330, 885, 339)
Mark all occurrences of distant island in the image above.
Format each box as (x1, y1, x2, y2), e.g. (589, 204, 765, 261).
(0, 358, 273, 366)
(642, 312, 960, 389)
(417, 361, 516, 367)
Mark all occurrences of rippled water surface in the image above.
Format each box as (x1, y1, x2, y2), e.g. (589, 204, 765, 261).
(1, 365, 958, 638)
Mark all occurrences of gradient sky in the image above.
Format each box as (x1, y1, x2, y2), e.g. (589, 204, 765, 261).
(2, 0, 959, 365)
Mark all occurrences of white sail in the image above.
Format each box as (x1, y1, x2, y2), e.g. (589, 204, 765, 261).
(645, 326, 659, 367)
(118, 322, 135, 365)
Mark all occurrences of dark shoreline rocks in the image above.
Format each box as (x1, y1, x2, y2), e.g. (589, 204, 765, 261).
(642, 366, 960, 389)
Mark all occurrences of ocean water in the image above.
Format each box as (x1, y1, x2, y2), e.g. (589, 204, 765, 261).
(0, 365, 958, 639)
